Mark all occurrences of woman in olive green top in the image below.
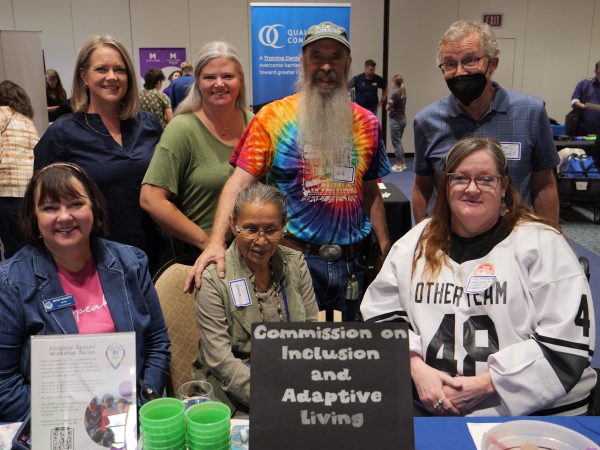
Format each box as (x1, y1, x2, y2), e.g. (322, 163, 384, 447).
(140, 41, 252, 254)
(194, 184, 319, 414)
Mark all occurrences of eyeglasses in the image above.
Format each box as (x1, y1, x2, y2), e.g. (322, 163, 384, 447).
(438, 55, 487, 74)
(235, 225, 284, 241)
(447, 173, 502, 190)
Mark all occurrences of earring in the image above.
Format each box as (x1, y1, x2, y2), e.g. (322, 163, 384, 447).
(499, 198, 508, 217)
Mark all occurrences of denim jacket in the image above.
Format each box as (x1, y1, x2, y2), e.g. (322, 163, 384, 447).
(0, 238, 171, 421)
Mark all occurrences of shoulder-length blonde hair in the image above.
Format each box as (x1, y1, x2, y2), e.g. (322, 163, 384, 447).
(71, 35, 139, 119)
(176, 41, 246, 115)
(414, 135, 560, 278)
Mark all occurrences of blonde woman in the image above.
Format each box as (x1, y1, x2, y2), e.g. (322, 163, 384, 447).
(34, 35, 165, 273)
(387, 73, 407, 171)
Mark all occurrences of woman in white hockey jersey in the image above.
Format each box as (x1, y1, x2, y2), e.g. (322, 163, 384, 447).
(362, 135, 596, 416)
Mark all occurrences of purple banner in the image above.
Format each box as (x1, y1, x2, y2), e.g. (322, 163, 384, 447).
(139, 47, 186, 85)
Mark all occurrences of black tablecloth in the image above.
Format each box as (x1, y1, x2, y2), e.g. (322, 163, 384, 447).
(381, 183, 412, 243)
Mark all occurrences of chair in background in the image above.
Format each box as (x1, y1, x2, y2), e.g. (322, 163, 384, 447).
(317, 309, 342, 322)
(153, 259, 198, 397)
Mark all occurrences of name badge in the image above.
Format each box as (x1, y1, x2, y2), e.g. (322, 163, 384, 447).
(465, 275, 496, 294)
(229, 279, 252, 307)
(465, 263, 497, 294)
(43, 294, 76, 313)
(500, 142, 521, 160)
(333, 165, 355, 183)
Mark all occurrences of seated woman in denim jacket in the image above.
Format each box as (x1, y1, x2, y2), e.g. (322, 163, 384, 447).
(194, 183, 319, 415)
(0, 162, 171, 422)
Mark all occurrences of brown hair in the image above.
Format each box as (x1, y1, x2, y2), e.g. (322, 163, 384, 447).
(414, 135, 560, 277)
(45, 69, 67, 103)
(0, 80, 35, 118)
(20, 163, 108, 247)
(71, 35, 139, 119)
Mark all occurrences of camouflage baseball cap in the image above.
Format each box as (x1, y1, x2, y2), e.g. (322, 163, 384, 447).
(302, 21, 351, 51)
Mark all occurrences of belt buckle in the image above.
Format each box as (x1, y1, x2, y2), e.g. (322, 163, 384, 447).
(319, 244, 342, 261)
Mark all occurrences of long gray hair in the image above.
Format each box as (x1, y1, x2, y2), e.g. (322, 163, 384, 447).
(176, 41, 246, 114)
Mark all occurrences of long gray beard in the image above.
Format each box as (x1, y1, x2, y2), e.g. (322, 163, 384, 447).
(297, 82, 354, 169)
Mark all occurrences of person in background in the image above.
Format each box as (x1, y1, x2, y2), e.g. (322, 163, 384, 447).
(186, 21, 390, 322)
(570, 60, 600, 135)
(34, 34, 165, 274)
(195, 184, 318, 414)
(141, 41, 252, 259)
(139, 67, 173, 128)
(45, 69, 69, 122)
(169, 61, 194, 110)
(362, 136, 596, 416)
(387, 73, 407, 172)
(348, 59, 387, 116)
(163, 69, 182, 99)
(0, 162, 170, 422)
(0, 80, 39, 260)
(412, 20, 559, 224)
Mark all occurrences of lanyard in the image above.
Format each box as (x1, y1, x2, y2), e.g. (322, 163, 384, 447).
(280, 279, 290, 321)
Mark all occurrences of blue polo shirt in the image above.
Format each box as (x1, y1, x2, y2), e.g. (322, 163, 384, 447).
(414, 83, 558, 207)
(169, 74, 195, 109)
(571, 77, 600, 134)
(351, 73, 386, 111)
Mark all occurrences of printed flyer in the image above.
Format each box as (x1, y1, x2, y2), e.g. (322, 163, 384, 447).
(31, 333, 137, 450)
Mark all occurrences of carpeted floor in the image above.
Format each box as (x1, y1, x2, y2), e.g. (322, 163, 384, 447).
(560, 205, 600, 255)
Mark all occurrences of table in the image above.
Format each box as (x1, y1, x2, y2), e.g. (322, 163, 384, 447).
(381, 183, 412, 244)
(414, 416, 600, 449)
(555, 138, 596, 151)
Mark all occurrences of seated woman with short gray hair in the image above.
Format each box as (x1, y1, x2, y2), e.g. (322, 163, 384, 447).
(194, 183, 319, 414)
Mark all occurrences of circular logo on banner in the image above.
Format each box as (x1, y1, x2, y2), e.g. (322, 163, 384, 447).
(259, 24, 284, 48)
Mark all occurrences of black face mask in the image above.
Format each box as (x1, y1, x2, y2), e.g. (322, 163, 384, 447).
(445, 72, 487, 106)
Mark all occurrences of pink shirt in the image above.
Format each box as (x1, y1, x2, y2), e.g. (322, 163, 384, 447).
(57, 257, 116, 333)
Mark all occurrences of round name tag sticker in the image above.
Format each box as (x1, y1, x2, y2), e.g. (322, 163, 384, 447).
(465, 263, 497, 294)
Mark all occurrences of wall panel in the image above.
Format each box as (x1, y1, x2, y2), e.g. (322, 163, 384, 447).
(522, 0, 594, 123)
(130, 0, 190, 84)
(0, 0, 14, 29)
(387, 0, 459, 153)
(12, 0, 75, 94)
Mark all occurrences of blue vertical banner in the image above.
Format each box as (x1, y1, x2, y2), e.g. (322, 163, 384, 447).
(250, 3, 350, 107)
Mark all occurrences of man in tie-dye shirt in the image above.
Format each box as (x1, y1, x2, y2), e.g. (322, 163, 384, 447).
(187, 21, 390, 321)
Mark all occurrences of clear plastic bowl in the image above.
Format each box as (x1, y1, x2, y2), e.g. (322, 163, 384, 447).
(482, 420, 599, 450)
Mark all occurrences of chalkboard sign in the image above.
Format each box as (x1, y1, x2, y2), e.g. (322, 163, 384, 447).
(250, 322, 414, 450)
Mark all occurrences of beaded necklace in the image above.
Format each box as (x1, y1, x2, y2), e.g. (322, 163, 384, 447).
(252, 264, 287, 322)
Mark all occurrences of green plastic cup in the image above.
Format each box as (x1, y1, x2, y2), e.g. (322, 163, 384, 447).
(186, 401, 230, 434)
(187, 430, 230, 444)
(139, 397, 185, 439)
(188, 439, 230, 450)
(142, 428, 186, 445)
(187, 430, 231, 441)
(143, 432, 187, 450)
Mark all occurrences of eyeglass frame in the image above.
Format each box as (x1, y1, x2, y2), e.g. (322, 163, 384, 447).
(447, 172, 503, 190)
(438, 55, 488, 75)
(234, 225, 284, 241)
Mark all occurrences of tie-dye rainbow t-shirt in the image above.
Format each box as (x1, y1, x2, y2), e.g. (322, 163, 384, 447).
(231, 93, 390, 245)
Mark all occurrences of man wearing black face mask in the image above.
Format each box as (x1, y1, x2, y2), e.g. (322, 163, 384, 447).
(412, 20, 559, 223)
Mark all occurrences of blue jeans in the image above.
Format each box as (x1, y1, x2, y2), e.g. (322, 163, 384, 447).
(303, 251, 367, 321)
(389, 117, 407, 162)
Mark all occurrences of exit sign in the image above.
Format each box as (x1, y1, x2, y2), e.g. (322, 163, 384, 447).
(483, 14, 503, 27)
